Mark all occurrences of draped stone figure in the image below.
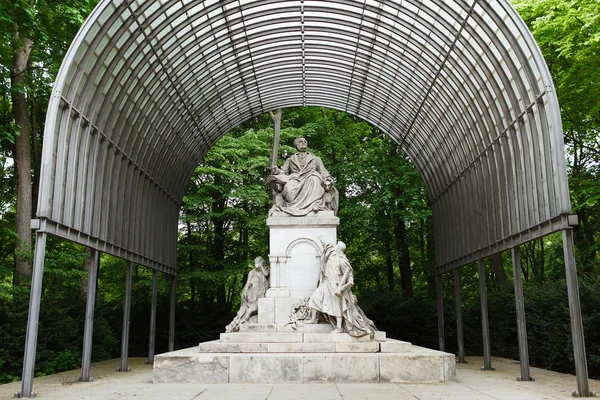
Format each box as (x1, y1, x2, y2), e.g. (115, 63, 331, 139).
(225, 256, 270, 332)
(267, 136, 338, 216)
(307, 237, 377, 337)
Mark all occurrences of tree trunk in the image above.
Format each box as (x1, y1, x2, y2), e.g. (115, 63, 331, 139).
(211, 194, 227, 304)
(422, 217, 436, 297)
(539, 238, 544, 281)
(29, 56, 40, 214)
(394, 216, 413, 298)
(384, 229, 394, 291)
(186, 220, 196, 303)
(490, 252, 507, 292)
(12, 33, 34, 286)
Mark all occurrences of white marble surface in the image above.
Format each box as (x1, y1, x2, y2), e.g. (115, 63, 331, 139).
(153, 353, 229, 383)
(267, 343, 335, 353)
(303, 354, 379, 383)
(229, 354, 304, 383)
(266, 211, 339, 299)
(379, 338, 412, 353)
(220, 332, 303, 343)
(198, 341, 268, 353)
(379, 353, 449, 383)
(334, 342, 380, 353)
(257, 298, 275, 324)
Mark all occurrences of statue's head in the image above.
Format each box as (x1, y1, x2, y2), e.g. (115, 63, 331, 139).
(255, 256, 265, 267)
(336, 241, 346, 253)
(293, 136, 308, 152)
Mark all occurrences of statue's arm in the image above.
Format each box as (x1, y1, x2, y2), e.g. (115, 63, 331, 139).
(338, 273, 354, 292)
(259, 261, 270, 277)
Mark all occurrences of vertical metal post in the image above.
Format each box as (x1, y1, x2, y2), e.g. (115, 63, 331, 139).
(478, 259, 494, 371)
(19, 232, 48, 398)
(454, 268, 466, 363)
(511, 246, 533, 381)
(562, 229, 592, 397)
(168, 275, 176, 352)
(147, 270, 158, 364)
(435, 274, 445, 352)
(118, 261, 133, 372)
(79, 249, 99, 383)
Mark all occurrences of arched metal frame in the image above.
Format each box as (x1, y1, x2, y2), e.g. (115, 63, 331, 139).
(37, 0, 571, 274)
(19, 0, 591, 397)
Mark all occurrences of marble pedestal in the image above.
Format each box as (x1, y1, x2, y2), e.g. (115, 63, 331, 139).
(153, 324, 456, 383)
(265, 210, 339, 299)
(153, 210, 456, 384)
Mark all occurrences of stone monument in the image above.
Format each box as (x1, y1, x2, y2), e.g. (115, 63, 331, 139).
(153, 134, 456, 384)
(259, 136, 343, 326)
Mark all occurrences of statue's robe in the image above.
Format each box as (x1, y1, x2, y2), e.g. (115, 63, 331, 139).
(273, 152, 331, 216)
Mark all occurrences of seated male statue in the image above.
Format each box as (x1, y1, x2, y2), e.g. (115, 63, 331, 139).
(267, 136, 338, 216)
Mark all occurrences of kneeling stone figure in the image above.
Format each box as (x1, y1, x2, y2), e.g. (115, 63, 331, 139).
(225, 256, 270, 333)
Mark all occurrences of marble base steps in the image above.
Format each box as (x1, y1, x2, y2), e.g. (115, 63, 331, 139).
(198, 337, 410, 353)
(153, 344, 456, 384)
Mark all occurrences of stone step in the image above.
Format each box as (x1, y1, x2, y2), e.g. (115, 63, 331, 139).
(199, 340, 380, 353)
(220, 332, 303, 343)
(239, 323, 333, 333)
(154, 345, 457, 384)
(220, 331, 383, 344)
(237, 324, 387, 341)
(380, 338, 412, 353)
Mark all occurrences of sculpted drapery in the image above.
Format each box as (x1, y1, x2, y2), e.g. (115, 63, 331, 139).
(268, 136, 338, 216)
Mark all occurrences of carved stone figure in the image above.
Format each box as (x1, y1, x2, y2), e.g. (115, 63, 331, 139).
(267, 136, 338, 215)
(306, 237, 376, 337)
(225, 256, 270, 332)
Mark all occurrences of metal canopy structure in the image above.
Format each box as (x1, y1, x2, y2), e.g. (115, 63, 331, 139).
(19, 0, 592, 398)
(37, 0, 571, 274)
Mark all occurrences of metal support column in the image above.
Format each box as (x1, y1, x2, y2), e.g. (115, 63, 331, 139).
(79, 249, 100, 382)
(511, 247, 533, 382)
(478, 259, 494, 371)
(168, 275, 176, 352)
(454, 268, 466, 363)
(435, 274, 445, 352)
(118, 261, 133, 372)
(562, 229, 594, 397)
(147, 270, 158, 364)
(18, 232, 48, 398)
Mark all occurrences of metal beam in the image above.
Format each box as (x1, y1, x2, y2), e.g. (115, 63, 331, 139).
(438, 214, 572, 274)
(562, 229, 594, 397)
(435, 274, 445, 352)
(454, 268, 466, 363)
(35, 218, 177, 276)
(147, 270, 158, 364)
(18, 232, 48, 398)
(79, 249, 100, 383)
(478, 259, 494, 371)
(168, 275, 177, 352)
(118, 261, 133, 372)
(511, 247, 533, 381)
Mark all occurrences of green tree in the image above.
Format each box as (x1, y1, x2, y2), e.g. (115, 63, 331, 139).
(0, 0, 97, 284)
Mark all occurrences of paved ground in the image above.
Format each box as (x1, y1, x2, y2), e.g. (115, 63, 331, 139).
(1, 356, 598, 399)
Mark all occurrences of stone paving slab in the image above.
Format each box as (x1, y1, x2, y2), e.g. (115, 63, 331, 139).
(1, 356, 598, 399)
